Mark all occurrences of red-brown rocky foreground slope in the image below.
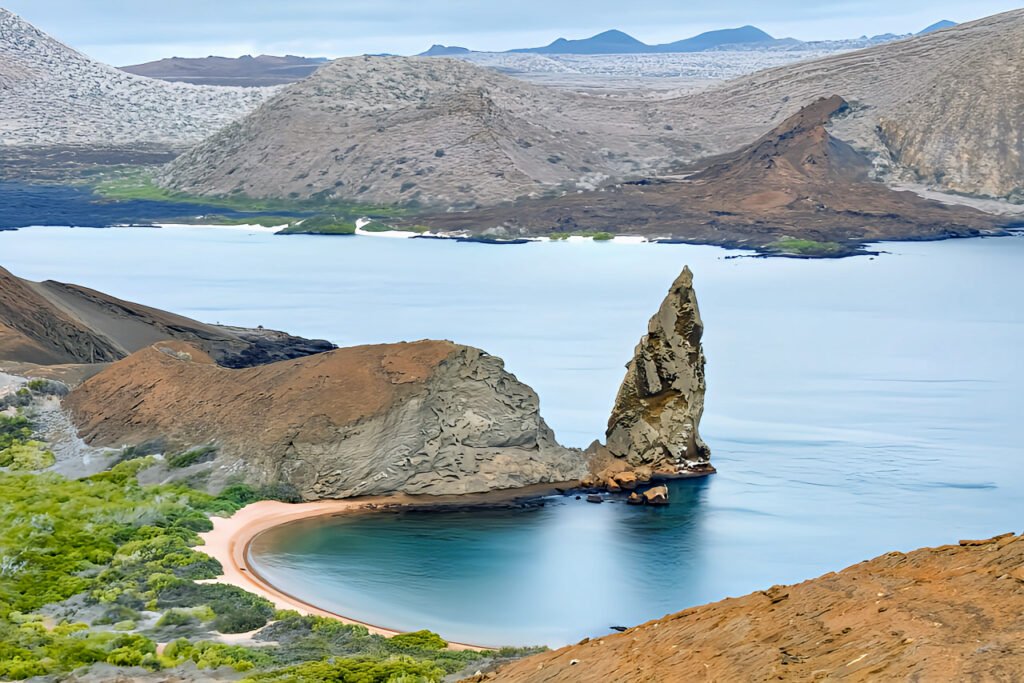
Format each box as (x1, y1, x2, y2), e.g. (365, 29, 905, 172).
(475, 533, 1024, 682)
(64, 340, 586, 499)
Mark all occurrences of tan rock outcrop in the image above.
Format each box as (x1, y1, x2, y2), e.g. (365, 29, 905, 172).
(604, 266, 712, 477)
(642, 485, 669, 505)
(478, 533, 1024, 682)
(64, 340, 586, 499)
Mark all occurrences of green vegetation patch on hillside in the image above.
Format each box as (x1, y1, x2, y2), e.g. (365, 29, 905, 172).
(276, 215, 357, 235)
(764, 237, 849, 257)
(0, 409, 541, 680)
(548, 231, 615, 241)
(92, 168, 407, 220)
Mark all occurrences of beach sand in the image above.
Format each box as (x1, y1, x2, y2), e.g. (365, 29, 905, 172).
(195, 483, 576, 651)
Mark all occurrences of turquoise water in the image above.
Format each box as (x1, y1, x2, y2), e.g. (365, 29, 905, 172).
(3, 227, 1023, 646)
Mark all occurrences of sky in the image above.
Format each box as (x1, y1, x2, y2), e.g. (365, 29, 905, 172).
(3, 0, 1022, 65)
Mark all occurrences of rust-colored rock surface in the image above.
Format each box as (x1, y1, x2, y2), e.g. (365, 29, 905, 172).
(64, 340, 585, 499)
(477, 533, 1024, 682)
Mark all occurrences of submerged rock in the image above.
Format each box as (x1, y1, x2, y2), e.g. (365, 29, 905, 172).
(604, 266, 712, 477)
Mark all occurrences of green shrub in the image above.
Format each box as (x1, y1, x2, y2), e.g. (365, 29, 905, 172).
(242, 656, 446, 683)
(0, 415, 31, 450)
(0, 441, 55, 470)
(157, 582, 275, 634)
(156, 609, 199, 628)
(167, 445, 218, 468)
(390, 630, 447, 651)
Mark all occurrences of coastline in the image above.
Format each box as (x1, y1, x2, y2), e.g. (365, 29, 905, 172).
(195, 483, 577, 651)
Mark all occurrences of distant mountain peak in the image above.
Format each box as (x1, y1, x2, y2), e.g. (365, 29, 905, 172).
(419, 44, 471, 57)
(918, 20, 957, 35)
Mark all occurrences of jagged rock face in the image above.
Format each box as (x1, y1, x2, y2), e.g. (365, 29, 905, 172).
(605, 266, 710, 475)
(64, 341, 585, 499)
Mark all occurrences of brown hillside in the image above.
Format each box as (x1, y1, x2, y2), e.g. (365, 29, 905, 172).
(0, 266, 333, 368)
(64, 341, 586, 499)
(414, 96, 1009, 251)
(478, 533, 1024, 682)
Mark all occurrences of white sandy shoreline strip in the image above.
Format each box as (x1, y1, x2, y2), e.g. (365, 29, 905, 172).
(195, 499, 487, 651)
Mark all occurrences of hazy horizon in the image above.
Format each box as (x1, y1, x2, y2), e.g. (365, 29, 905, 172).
(2, 0, 1022, 64)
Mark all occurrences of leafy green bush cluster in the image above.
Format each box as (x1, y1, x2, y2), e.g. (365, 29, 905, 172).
(0, 415, 54, 470)
(0, 415, 32, 450)
(0, 620, 159, 679)
(549, 231, 615, 241)
(242, 656, 446, 683)
(164, 639, 274, 672)
(765, 237, 847, 256)
(0, 455, 533, 680)
(167, 444, 218, 468)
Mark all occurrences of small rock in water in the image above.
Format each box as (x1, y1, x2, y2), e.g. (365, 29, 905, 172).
(643, 485, 670, 506)
(626, 491, 645, 505)
(586, 494, 603, 504)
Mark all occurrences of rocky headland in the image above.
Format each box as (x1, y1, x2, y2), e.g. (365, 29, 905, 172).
(63, 340, 586, 499)
(473, 533, 1024, 681)
(2, 260, 713, 503)
(0, 265, 333, 369)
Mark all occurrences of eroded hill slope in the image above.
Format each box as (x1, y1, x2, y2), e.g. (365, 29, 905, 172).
(0, 9, 269, 149)
(477, 533, 1024, 682)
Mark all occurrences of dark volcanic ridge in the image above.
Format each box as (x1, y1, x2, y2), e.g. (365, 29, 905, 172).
(120, 54, 328, 87)
(408, 96, 1017, 254)
(0, 265, 333, 368)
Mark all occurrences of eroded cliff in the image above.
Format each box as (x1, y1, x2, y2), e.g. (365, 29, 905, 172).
(64, 340, 585, 499)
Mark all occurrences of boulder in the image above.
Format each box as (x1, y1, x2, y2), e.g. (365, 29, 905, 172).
(643, 485, 670, 506)
(611, 471, 638, 490)
(626, 492, 645, 506)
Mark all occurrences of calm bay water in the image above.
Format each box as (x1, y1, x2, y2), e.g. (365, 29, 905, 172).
(3, 226, 1023, 646)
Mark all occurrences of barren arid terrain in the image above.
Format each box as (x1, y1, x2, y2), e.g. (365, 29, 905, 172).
(478, 533, 1024, 682)
(0, 9, 270, 149)
(159, 9, 1023, 207)
(412, 96, 1013, 251)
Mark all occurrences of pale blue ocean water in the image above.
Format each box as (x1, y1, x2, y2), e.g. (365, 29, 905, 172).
(3, 227, 1022, 646)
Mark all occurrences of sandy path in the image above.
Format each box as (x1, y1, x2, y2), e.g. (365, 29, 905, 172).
(196, 497, 510, 652)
